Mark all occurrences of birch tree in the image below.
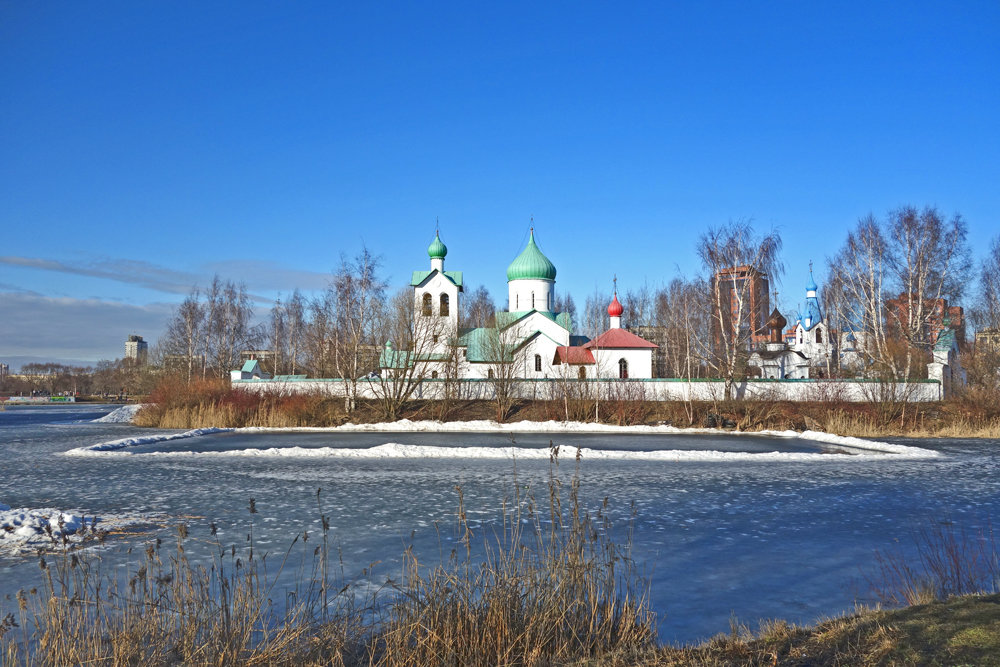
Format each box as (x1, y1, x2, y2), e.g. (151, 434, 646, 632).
(698, 221, 783, 399)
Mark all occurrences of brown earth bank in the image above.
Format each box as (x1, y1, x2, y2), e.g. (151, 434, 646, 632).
(131, 378, 1000, 439)
(578, 594, 1000, 667)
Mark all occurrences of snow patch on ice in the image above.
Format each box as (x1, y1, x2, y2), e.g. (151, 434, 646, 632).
(106, 441, 935, 462)
(65, 428, 233, 456)
(92, 404, 145, 423)
(63, 419, 940, 461)
(0, 505, 161, 556)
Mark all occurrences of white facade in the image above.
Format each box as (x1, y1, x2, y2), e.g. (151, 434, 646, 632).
(508, 278, 554, 313)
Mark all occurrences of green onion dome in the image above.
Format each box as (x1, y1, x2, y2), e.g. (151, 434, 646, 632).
(506, 230, 556, 281)
(427, 232, 447, 259)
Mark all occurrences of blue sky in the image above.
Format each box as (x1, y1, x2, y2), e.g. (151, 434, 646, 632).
(2, 2, 998, 367)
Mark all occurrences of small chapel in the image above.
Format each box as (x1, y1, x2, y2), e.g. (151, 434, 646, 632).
(394, 230, 658, 380)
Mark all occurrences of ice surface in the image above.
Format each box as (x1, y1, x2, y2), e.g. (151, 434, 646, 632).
(65, 420, 940, 460)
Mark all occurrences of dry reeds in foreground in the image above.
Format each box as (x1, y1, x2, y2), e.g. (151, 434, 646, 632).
(1, 452, 655, 666)
(374, 447, 655, 664)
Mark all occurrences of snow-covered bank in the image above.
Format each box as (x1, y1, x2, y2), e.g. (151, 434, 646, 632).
(0, 503, 163, 556)
(64, 419, 940, 460)
(91, 403, 145, 423)
(65, 428, 233, 456)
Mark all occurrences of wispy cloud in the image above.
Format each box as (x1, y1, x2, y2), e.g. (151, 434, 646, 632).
(0, 256, 200, 295)
(0, 291, 175, 362)
(0, 255, 333, 298)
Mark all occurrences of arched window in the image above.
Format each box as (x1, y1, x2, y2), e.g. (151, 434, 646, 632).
(798, 331, 803, 344)
(431, 370, 438, 379)
(440, 293, 450, 316)
(816, 328, 823, 344)
(515, 294, 519, 310)
(488, 368, 495, 379)
(618, 358, 629, 379)
(531, 292, 535, 309)
(534, 354, 542, 372)
(578, 366, 586, 380)
(422, 293, 432, 316)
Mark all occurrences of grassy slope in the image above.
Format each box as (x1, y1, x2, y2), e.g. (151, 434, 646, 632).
(585, 594, 1000, 666)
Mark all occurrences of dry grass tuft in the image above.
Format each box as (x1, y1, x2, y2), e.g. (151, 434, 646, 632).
(1, 455, 655, 666)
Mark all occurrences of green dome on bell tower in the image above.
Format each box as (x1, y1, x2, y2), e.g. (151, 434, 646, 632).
(506, 230, 557, 282)
(427, 232, 447, 259)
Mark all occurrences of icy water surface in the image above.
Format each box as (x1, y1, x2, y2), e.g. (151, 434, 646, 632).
(1, 404, 998, 644)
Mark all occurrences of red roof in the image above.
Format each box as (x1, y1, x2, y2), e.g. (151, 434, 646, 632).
(583, 328, 658, 349)
(553, 346, 596, 365)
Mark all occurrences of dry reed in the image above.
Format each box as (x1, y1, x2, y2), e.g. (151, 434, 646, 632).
(1, 453, 655, 666)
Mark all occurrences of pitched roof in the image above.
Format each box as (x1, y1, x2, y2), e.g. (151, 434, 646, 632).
(495, 309, 572, 333)
(240, 360, 260, 373)
(583, 328, 658, 350)
(553, 346, 595, 365)
(410, 269, 464, 288)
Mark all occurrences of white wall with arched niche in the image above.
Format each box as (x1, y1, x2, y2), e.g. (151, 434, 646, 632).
(508, 278, 554, 313)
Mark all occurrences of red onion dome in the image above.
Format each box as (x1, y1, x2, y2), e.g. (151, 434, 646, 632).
(607, 293, 624, 317)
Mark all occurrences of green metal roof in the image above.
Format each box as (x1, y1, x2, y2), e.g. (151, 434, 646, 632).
(410, 270, 464, 288)
(506, 230, 556, 282)
(427, 232, 447, 259)
(495, 310, 572, 333)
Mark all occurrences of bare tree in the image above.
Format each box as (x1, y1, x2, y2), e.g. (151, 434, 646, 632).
(162, 289, 205, 383)
(204, 276, 259, 378)
(828, 207, 971, 380)
(367, 288, 449, 420)
(582, 288, 610, 339)
(331, 247, 387, 412)
(482, 322, 526, 422)
(698, 221, 783, 399)
(460, 285, 496, 329)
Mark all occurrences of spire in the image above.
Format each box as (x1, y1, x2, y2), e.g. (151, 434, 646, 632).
(608, 275, 623, 327)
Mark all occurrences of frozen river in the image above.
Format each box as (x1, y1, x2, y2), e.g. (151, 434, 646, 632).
(2, 403, 998, 644)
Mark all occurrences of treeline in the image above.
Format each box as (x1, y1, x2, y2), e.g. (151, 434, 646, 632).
(155, 207, 999, 392)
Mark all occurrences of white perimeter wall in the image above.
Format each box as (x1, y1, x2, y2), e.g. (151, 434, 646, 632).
(233, 378, 943, 402)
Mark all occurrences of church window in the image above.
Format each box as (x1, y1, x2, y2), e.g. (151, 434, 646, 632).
(440, 293, 450, 316)
(531, 292, 535, 309)
(488, 368, 495, 379)
(816, 329, 823, 344)
(798, 331, 803, 344)
(534, 354, 542, 372)
(422, 293, 432, 316)
(432, 335, 439, 343)
(431, 371, 438, 379)
(515, 294, 519, 310)
(618, 358, 629, 379)
(578, 366, 586, 380)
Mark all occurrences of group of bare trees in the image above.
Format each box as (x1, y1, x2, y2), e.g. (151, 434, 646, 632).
(152, 205, 993, 411)
(826, 206, 973, 380)
(161, 276, 261, 382)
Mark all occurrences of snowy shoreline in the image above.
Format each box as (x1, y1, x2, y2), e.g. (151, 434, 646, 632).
(71, 413, 940, 460)
(0, 502, 166, 556)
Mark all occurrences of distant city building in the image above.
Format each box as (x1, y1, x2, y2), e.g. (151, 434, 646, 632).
(711, 265, 770, 350)
(125, 334, 148, 364)
(885, 294, 965, 347)
(974, 328, 1000, 352)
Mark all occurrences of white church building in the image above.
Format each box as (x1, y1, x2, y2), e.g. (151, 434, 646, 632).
(391, 230, 657, 380)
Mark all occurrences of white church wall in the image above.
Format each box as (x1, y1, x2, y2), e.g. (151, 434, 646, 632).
(508, 278, 554, 313)
(234, 377, 943, 403)
(591, 348, 653, 379)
